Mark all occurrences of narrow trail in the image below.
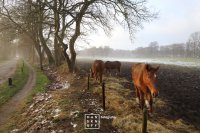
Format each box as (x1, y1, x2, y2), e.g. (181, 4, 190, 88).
(0, 63, 36, 128)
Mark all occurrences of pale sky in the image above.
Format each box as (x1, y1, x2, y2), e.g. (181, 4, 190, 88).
(82, 0, 200, 50)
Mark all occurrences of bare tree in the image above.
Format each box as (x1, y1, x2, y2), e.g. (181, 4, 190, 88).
(0, 0, 46, 69)
(62, 0, 157, 72)
(148, 41, 159, 57)
(186, 32, 200, 58)
(0, 0, 157, 72)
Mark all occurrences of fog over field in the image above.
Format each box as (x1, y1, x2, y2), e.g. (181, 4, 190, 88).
(77, 41, 200, 68)
(78, 56, 200, 68)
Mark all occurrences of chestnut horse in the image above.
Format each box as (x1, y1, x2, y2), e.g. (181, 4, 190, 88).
(105, 61, 121, 74)
(90, 60, 104, 83)
(132, 63, 159, 113)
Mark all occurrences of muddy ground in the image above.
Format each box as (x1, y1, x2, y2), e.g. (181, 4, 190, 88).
(77, 59, 200, 132)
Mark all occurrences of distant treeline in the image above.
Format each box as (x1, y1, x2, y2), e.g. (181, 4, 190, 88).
(78, 46, 133, 58)
(78, 32, 200, 58)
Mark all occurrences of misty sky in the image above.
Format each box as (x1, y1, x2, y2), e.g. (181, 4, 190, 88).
(84, 0, 200, 50)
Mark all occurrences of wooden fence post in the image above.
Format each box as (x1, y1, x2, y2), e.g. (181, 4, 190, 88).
(21, 60, 24, 73)
(87, 74, 90, 90)
(142, 107, 148, 133)
(102, 82, 106, 111)
(21, 66, 24, 73)
(8, 78, 12, 86)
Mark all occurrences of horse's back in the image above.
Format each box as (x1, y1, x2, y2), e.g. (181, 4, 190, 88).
(114, 61, 121, 68)
(132, 63, 146, 87)
(91, 60, 104, 83)
(105, 61, 121, 69)
(105, 61, 111, 68)
(132, 63, 146, 74)
(93, 60, 104, 71)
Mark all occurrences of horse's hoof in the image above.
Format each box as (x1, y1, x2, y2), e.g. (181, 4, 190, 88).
(136, 98, 140, 104)
(145, 100, 150, 108)
(148, 112, 153, 118)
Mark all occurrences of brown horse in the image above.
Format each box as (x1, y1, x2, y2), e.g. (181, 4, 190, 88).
(105, 61, 121, 74)
(132, 63, 159, 113)
(90, 60, 104, 83)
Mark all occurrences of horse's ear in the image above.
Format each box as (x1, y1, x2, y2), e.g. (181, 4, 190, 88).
(146, 64, 151, 71)
(155, 65, 160, 72)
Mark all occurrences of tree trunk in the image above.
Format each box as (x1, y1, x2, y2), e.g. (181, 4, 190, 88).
(68, 0, 94, 72)
(34, 32, 43, 70)
(53, 0, 62, 66)
(38, 0, 54, 65)
(63, 45, 72, 71)
(38, 28, 54, 65)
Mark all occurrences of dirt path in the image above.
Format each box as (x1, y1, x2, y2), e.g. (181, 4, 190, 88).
(0, 59, 18, 84)
(0, 63, 36, 128)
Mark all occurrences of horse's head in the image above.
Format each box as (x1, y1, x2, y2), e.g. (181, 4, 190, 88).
(144, 64, 160, 98)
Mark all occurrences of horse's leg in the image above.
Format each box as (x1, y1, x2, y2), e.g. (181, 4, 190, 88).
(149, 94, 153, 113)
(145, 87, 153, 113)
(144, 93, 150, 110)
(118, 67, 121, 75)
(109, 69, 111, 76)
(95, 72, 98, 81)
(134, 85, 140, 104)
(90, 69, 93, 78)
(105, 68, 108, 74)
(97, 72, 100, 81)
(146, 92, 153, 113)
